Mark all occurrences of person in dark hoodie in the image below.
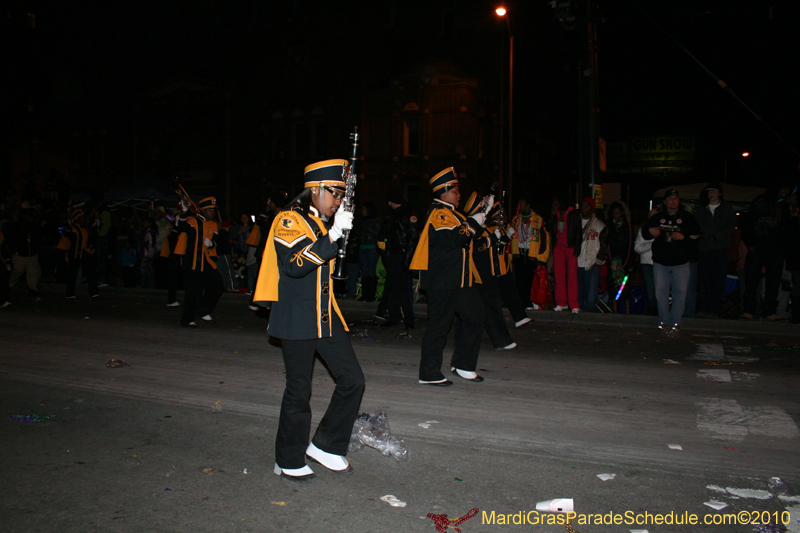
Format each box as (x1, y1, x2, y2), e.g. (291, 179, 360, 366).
(741, 183, 794, 321)
(695, 182, 737, 318)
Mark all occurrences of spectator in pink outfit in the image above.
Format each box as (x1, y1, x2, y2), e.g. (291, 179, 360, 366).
(549, 197, 582, 313)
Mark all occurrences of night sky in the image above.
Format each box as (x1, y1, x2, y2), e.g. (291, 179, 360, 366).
(7, 0, 799, 198)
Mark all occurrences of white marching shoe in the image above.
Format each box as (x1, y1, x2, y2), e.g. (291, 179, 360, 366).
(305, 442, 353, 474)
(273, 463, 315, 483)
(515, 317, 532, 327)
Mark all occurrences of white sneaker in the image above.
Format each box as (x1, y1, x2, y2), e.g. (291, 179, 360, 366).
(248, 304, 259, 311)
(273, 463, 315, 482)
(166, 301, 180, 307)
(66, 295, 76, 299)
(515, 317, 532, 328)
(305, 443, 352, 473)
(571, 308, 581, 314)
(201, 314, 215, 322)
(502, 342, 517, 350)
(98, 283, 109, 288)
(1, 301, 11, 308)
(553, 305, 568, 312)
(449, 367, 485, 382)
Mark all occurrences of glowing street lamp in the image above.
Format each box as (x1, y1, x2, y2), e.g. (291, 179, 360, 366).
(495, 7, 514, 208)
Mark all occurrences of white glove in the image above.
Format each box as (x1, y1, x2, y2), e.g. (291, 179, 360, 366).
(329, 210, 354, 241)
(483, 195, 495, 210)
(203, 238, 213, 248)
(506, 226, 516, 238)
(181, 200, 190, 212)
(494, 228, 502, 239)
(469, 212, 487, 227)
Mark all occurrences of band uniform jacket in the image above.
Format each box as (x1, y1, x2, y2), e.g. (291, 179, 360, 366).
(410, 199, 483, 291)
(473, 223, 509, 286)
(253, 205, 348, 340)
(174, 214, 218, 271)
(57, 226, 94, 260)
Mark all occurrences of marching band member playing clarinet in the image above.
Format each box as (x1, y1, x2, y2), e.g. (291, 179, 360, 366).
(254, 159, 365, 483)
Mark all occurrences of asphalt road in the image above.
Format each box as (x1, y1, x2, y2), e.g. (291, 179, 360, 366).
(1, 286, 799, 533)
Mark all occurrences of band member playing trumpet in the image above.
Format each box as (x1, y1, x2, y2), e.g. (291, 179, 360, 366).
(254, 159, 365, 483)
(175, 196, 224, 328)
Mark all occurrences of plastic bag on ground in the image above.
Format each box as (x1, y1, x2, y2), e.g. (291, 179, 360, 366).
(348, 407, 408, 461)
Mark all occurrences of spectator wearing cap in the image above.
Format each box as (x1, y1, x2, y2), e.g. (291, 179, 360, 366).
(410, 168, 488, 385)
(252, 158, 364, 483)
(577, 197, 607, 312)
(379, 188, 419, 329)
(175, 196, 224, 327)
(641, 189, 701, 335)
(695, 182, 736, 318)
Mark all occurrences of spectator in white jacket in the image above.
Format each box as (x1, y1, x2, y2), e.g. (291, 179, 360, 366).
(634, 209, 659, 315)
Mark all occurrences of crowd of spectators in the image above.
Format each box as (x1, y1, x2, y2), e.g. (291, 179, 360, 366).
(2, 172, 798, 329)
(520, 183, 800, 330)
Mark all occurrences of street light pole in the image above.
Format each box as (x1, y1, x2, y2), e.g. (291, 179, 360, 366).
(496, 7, 514, 208)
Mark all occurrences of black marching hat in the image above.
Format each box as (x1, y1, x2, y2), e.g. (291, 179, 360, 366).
(429, 167, 459, 195)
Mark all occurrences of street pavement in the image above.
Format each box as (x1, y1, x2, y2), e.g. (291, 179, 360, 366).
(1, 284, 799, 533)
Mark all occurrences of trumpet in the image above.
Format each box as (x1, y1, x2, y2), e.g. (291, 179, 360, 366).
(174, 177, 198, 216)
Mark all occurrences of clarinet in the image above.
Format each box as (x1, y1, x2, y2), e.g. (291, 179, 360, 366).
(495, 190, 508, 255)
(331, 127, 360, 280)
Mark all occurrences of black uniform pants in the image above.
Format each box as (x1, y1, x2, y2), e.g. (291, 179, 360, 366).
(479, 281, 513, 349)
(275, 318, 365, 469)
(66, 255, 98, 298)
(420, 286, 485, 381)
(181, 268, 224, 325)
(383, 253, 414, 326)
(498, 272, 528, 322)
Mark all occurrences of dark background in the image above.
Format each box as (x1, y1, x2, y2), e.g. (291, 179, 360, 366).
(5, 0, 799, 217)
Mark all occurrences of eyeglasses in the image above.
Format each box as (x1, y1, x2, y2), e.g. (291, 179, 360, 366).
(323, 187, 345, 201)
